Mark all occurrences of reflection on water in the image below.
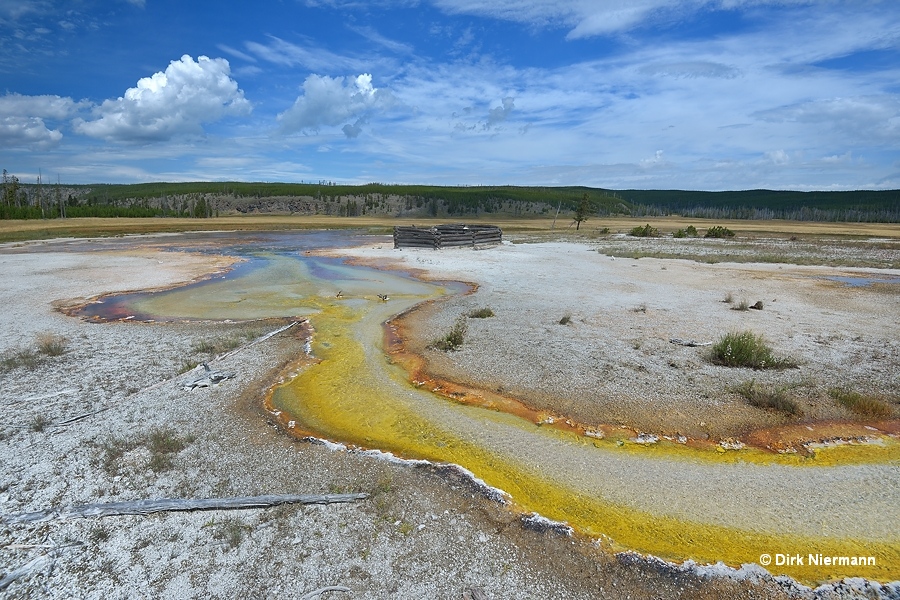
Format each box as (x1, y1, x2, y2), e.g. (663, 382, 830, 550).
(68, 230, 900, 584)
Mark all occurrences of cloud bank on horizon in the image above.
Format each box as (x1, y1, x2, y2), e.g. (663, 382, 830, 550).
(1, 0, 898, 190)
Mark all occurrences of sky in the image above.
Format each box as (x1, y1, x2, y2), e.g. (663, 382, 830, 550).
(1, 0, 899, 190)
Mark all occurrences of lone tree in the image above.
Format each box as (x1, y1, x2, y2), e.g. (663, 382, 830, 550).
(574, 193, 592, 230)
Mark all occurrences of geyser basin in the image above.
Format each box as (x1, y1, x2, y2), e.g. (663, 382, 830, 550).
(71, 231, 900, 585)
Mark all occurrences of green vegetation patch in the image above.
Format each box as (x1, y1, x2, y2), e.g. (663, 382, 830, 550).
(96, 427, 195, 475)
(829, 388, 893, 419)
(733, 380, 801, 416)
(708, 331, 797, 370)
(468, 307, 495, 318)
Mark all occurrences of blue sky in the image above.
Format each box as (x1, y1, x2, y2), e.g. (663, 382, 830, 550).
(1, 0, 899, 190)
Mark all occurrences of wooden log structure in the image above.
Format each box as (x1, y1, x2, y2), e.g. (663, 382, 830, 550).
(394, 224, 502, 249)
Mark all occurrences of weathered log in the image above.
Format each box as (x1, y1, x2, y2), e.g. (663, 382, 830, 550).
(299, 585, 352, 600)
(2, 493, 369, 525)
(669, 338, 713, 347)
(0, 554, 52, 592)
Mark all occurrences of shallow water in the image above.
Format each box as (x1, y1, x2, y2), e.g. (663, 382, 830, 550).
(71, 231, 900, 584)
(824, 274, 900, 287)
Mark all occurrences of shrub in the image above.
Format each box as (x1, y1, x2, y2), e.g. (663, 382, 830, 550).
(468, 308, 494, 319)
(686, 225, 698, 237)
(705, 226, 735, 238)
(558, 314, 572, 325)
(629, 224, 659, 237)
(723, 292, 734, 304)
(733, 380, 801, 416)
(829, 388, 893, 419)
(673, 229, 686, 238)
(431, 316, 467, 351)
(709, 331, 797, 369)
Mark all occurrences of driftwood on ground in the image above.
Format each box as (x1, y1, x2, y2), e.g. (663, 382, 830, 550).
(2, 493, 368, 525)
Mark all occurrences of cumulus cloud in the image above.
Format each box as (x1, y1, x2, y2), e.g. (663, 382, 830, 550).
(74, 54, 250, 142)
(278, 73, 390, 138)
(0, 116, 62, 149)
(0, 93, 82, 119)
(0, 93, 85, 149)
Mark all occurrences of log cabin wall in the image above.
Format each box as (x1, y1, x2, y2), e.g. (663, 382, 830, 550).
(393, 225, 502, 249)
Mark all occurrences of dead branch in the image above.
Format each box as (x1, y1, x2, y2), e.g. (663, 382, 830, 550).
(2, 493, 368, 525)
(299, 585, 352, 600)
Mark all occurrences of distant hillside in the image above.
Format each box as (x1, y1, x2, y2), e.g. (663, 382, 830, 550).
(618, 189, 900, 222)
(2, 182, 629, 220)
(2, 179, 898, 222)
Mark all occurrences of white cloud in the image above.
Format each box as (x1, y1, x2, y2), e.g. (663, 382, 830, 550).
(74, 55, 250, 142)
(0, 93, 82, 119)
(278, 73, 391, 138)
(0, 115, 62, 149)
(245, 36, 366, 72)
(427, 0, 826, 38)
(0, 93, 85, 149)
(753, 95, 900, 144)
(640, 61, 741, 79)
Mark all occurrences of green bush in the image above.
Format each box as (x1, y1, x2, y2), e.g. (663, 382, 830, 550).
(468, 308, 494, 319)
(733, 380, 801, 416)
(629, 224, 659, 237)
(829, 388, 893, 418)
(709, 331, 797, 369)
(705, 226, 735, 238)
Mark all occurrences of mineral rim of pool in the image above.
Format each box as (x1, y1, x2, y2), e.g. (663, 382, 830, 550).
(70, 232, 900, 585)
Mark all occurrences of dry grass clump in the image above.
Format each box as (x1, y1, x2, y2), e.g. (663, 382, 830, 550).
(732, 299, 750, 311)
(733, 380, 801, 416)
(708, 331, 797, 370)
(1, 333, 69, 372)
(37, 333, 68, 356)
(468, 307, 495, 319)
(829, 388, 893, 419)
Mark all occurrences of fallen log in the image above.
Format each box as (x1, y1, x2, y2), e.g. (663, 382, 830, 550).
(2, 493, 368, 525)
